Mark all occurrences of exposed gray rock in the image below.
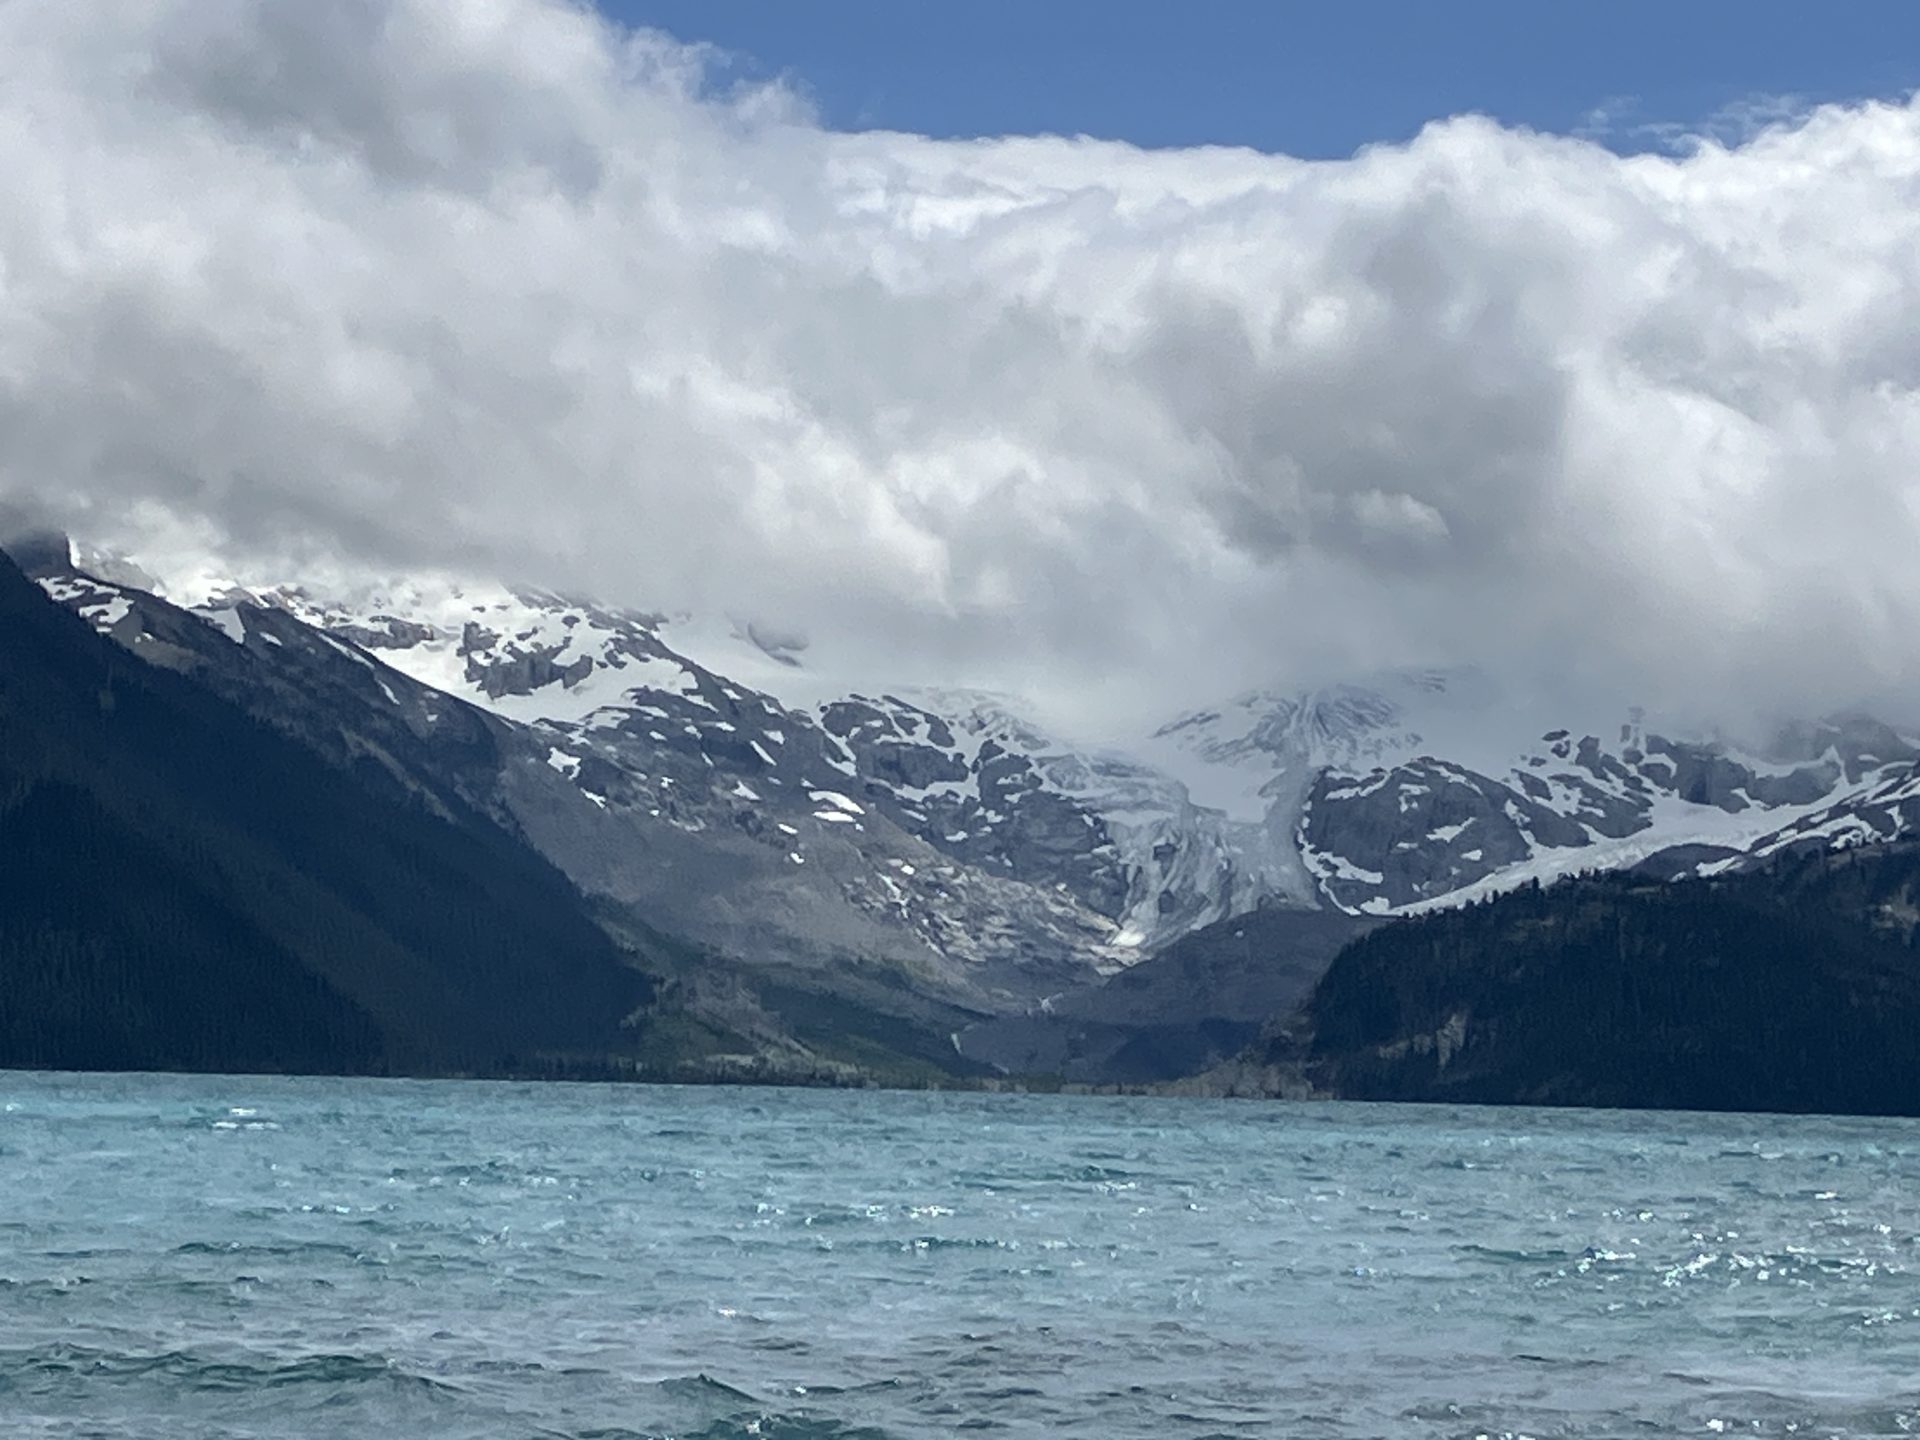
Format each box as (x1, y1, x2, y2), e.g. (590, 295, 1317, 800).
(40, 546, 1920, 1004)
(1301, 758, 1592, 910)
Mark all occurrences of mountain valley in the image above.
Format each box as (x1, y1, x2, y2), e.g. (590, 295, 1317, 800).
(9, 530, 1920, 1105)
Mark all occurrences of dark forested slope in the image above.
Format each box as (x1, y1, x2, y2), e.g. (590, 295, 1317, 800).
(0, 547, 653, 1075)
(1273, 843, 1920, 1115)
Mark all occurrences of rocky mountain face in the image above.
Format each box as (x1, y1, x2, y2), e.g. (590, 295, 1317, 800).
(0, 542, 657, 1078)
(27, 538, 1920, 1061)
(1299, 714, 1920, 913)
(18, 545, 1015, 1081)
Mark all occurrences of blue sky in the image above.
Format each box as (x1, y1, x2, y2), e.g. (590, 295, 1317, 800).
(600, 1, 1920, 156)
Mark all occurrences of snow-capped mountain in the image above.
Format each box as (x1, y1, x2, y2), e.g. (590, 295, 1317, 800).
(74, 562, 1291, 962)
(1297, 711, 1919, 913)
(31, 540, 1920, 1002)
(31, 558, 1126, 1007)
(1144, 672, 1920, 915)
(1730, 755, 1920, 867)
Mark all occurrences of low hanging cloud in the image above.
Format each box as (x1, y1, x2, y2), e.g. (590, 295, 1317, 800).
(4, 0, 1920, 736)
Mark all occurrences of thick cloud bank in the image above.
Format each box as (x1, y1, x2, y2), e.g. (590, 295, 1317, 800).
(4, 0, 1920, 734)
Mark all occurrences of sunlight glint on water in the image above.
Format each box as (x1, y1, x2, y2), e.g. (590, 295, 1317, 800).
(4, 1072, 1919, 1438)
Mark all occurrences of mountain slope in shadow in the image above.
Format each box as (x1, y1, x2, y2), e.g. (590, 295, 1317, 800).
(0, 544, 655, 1075)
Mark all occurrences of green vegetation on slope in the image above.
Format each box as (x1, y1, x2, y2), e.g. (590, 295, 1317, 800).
(1283, 846, 1920, 1115)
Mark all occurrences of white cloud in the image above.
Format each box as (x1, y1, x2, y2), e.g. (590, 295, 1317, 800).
(3, 0, 1920, 738)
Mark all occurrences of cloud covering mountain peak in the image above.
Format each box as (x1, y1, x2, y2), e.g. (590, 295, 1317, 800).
(5, 0, 1920, 735)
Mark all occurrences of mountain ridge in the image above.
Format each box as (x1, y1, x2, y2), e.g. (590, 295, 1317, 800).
(58, 541, 1920, 939)
(19, 534, 1920, 1096)
(0, 542, 656, 1075)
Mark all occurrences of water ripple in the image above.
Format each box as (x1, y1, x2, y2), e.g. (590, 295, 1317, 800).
(5, 1073, 1920, 1437)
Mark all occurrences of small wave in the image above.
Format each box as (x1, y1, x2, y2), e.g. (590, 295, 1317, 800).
(169, 1239, 364, 1261)
(0, 1277, 88, 1299)
(605, 1374, 905, 1440)
(897, 1234, 1017, 1254)
(789, 1379, 904, 1399)
(1512, 1352, 1612, 1369)
(0, 1342, 463, 1396)
(1452, 1243, 1575, 1264)
(651, 1373, 763, 1405)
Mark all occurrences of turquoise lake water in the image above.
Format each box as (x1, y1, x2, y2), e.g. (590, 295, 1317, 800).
(4, 1071, 1919, 1438)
